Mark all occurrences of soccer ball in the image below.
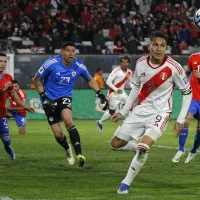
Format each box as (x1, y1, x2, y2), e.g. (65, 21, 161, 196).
(194, 9, 200, 29)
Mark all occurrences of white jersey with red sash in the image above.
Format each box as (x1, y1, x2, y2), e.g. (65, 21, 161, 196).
(106, 66, 132, 95)
(132, 55, 191, 116)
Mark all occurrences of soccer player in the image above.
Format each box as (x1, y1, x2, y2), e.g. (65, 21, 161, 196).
(6, 80, 27, 135)
(172, 53, 200, 163)
(96, 56, 132, 133)
(110, 31, 192, 194)
(94, 68, 105, 112)
(33, 42, 108, 167)
(0, 53, 34, 160)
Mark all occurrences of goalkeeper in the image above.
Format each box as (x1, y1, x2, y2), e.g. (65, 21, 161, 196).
(33, 42, 108, 167)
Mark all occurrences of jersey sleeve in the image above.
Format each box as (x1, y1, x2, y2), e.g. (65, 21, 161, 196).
(131, 64, 141, 89)
(173, 65, 192, 95)
(187, 55, 193, 69)
(106, 68, 118, 91)
(36, 59, 54, 79)
(7, 74, 14, 92)
(75, 60, 91, 80)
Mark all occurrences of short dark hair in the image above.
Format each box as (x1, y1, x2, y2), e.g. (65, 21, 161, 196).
(0, 52, 7, 57)
(150, 31, 168, 42)
(120, 56, 131, 64)
(13, 80, 19, 84)
(96, 68, 103, 72)
(61, 41, 76, 49)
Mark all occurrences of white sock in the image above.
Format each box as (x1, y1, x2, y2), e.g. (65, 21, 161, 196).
(99, 110, 111, 124)
(122, 143, 150, 186)
(117, 141, 137, 151)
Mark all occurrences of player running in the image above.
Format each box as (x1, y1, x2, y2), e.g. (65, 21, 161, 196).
(96, 56, 132, 133)
(33, 42, 108, 167)
(0, 53, 34, 160)
(110, 31, 192, 194)
(172, 53, 200, 163)
(6, 80, 27, 135)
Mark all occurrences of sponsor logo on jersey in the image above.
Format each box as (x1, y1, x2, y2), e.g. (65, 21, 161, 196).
(141, 72, 146, 76)
(56, 72, 60, 75)
(193, 61, 197, 64)
(160, 72, 167, 80)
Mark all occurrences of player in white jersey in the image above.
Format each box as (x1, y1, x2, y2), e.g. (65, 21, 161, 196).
(96, 56, 132, 133)
(110, 31, 192, 194)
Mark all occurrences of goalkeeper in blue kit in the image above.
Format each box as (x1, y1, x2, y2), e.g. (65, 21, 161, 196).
(33, 42, 108, 167)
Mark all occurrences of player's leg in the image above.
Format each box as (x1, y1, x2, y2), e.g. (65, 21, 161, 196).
(118, 113, 170, 194)
(172, 112, 193, 163)
(0, 118, 15, 160)
(44, 105, 74, 165)
(14, 114, 26, 135)
(185, 120, 200, 163)
(61, 107, 85, 167)
(96, 94, 118, 133)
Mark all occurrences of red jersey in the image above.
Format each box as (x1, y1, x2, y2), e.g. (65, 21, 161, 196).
(8, 89, 27, 117)
(187, 53, 200, 101)
(0, 73, 14, 117)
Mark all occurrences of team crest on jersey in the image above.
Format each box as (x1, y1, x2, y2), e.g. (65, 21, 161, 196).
(72, 71, 76, 77)
(160, 72, 167, 80)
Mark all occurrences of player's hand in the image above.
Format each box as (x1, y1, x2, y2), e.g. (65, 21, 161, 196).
(40, 92, 56, 113)
(117, 89, 123, 94)
(194, 70, 200, 79)
(24, 105, 35, 113)
(173, 121, 184, 137)
(111, 113, 123, 123)
(5, 104, 12, 110)
(96, 90, 108, 111)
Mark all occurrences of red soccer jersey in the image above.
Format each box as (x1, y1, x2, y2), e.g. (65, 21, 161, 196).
(0, 73, 14, 117)
(8, 89, 27, 117)
(187, 53, 200, 101)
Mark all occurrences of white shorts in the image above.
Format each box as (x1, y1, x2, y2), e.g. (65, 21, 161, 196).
(114, 112, 170, 142)
(108, 92, 128, 110)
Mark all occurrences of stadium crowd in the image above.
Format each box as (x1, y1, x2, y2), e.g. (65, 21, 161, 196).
(0, 0, 200, 55)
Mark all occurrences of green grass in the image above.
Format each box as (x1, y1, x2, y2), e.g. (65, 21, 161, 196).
(0, 120, 200, 200)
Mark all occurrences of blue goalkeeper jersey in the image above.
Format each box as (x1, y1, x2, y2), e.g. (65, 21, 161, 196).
(36, 55, 91, 100)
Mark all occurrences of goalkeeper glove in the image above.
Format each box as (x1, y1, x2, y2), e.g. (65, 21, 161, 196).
(40, 92, 56, 114)
(96, 90, 108, 111)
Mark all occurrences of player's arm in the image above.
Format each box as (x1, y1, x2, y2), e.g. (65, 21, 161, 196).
(112, 67, 140, 122)
(106, 69, 119, 92)
(33, 63, 56, 112)
(5, 104, 24, 110)
(9, 91, 35, 113)
(87, 77, 108, 110)
(173, 68, 192, 136)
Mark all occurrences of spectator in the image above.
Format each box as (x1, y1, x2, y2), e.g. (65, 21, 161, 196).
(125, 35, 139, 55)
(109, 24, 120, 41)
(179, 40, 188, 51)
(93, 30, 105, 48)
(51, 31, 63, 51)
(113, 40, 125, 55)
(81, 6, 91, 25)
(189, 44, 200, 54)
(38, 31, 51, 53)
(105, 48, 112, 55)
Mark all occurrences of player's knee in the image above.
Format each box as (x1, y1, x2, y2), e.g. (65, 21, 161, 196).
(110, 138, 125, 150)
(109, 109, 115, 116)
(136, 143, 150, 161)
(1, 135, 11, 146)
(184, 120, 190, 127)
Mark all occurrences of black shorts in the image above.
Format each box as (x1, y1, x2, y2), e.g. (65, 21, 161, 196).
(44, 97, 72, 125)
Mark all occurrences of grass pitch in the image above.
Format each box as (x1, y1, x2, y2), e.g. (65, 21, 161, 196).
(0, 119, 200, 200)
